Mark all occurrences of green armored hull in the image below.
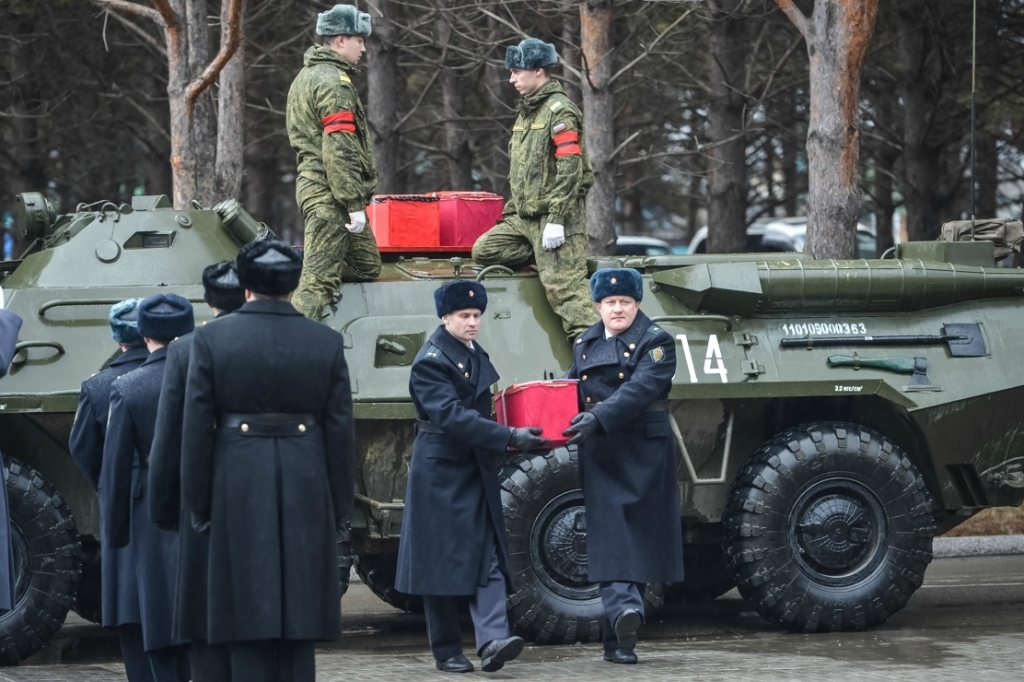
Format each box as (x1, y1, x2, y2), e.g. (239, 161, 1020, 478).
(1, 194, 1021, 661)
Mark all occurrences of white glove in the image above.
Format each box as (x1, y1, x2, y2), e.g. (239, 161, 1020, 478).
(345, 210, 367, 234)
(0, 286, 5, 310)
(542, 222, 565, 250)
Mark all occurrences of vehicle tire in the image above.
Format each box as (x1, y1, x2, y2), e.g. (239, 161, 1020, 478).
(71, 537, 102, 624)
(353, 553, 424, 613)
(724, 422, 936, 632)
(664, 544, 735, 603)
(500, 448, 667, 645)
(0, 458, 81, 664)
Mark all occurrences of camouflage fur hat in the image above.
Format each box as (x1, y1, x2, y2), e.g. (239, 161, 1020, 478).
(108, 299, 144, 347)
(505, 38, 557, 71)
(316, 4, 372, 37)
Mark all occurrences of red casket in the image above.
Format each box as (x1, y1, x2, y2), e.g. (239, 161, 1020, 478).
(368, 191, 503, 252)
(494, 380, 580, 449)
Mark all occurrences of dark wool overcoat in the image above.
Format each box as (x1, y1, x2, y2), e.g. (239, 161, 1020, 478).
(0, 309, 22, 378)
(147, 326, 212, 643)
(567, 310, 684, 584)
(69, 345, 149, 627)
(101, 347, 185, 651)
(0, 310, 16, 613)
(395, 326, 513, 596)
(180, 299, 354, 644)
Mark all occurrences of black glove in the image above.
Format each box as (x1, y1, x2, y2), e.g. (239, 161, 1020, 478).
(336, 516, 354, 596)
(508, 426, 550, 452)
(190, 511, 211, 536)
(563, 412, 600, 445)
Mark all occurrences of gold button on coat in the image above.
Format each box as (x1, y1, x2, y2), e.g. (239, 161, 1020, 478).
(465, 372, 470, 378)
(298, 424, 307, 433)
(624, 352, 630, 357)
(619, 373, 625, 379)
(582, 375, 588, 381)
(458, 363, 463, 368)
(586, 397, 591, 403)
(241, 424, 249, 433)
(582, 354, 586, 360)
(629, 343, 636, 349)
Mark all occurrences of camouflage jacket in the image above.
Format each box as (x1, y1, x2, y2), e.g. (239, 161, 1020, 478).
(507, 80, 594, 224)
(286, 46, 378, 220)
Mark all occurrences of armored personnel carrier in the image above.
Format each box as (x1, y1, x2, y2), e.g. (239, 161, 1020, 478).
(0, 192, 1021, 662)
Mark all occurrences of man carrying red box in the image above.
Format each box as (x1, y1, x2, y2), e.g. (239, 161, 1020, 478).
(471, 38, 599, 340)
(396, 280, 547, 673)
(563, 268, 685, 665)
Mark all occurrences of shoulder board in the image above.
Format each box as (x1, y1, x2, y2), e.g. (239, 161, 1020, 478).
(425, 345, 442, 359)
(512, 124, 525, 132)
(339, 73, 352, 84)
(530, 122, 545, 130)
(548, 100, 564, 112)
(646, 324, 665, 335)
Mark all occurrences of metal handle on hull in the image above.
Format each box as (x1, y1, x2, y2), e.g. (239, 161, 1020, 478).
(649, 314, 735, 331)
(11, 341, 66, 366)
(671, 410, 734, 485)
(38, 298, 206, 317)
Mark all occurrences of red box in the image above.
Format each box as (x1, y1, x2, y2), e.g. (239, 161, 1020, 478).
(494, 380, 580, 449)
(368, 195, 440, 248)
(436, 192, 504, 247)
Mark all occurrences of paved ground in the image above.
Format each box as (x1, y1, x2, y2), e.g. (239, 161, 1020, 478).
(6, 554, 1024, 680)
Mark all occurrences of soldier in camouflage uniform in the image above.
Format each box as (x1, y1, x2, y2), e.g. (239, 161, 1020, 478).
(286, 4, 379, 321)
(472, 38, 598, 339)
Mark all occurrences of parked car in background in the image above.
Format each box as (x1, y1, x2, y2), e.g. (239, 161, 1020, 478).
(688, 217, 878, 258)
(613, 235, 673, 256)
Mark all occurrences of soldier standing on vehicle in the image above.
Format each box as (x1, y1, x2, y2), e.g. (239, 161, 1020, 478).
(287, 4, 380, 321)
(180, 240, 354, 682)
(471, 38, 598, 340)
(396, 280, 545, 673)
(563, 268, 684, 664)
(102, 294, 195, 681)
(148, 262, 245, 682)
(68, 299, 154, 682)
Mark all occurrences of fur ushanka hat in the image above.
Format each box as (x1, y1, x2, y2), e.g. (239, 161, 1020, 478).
(590, 268, 643, 303)
(434, 280, 488, 317)
(317, 4, 372, 37)
(505, 38, 557, 71)
(202, 261, 245, 313)
(236, 240, 303, 297)
(108, 299, 145, 347)
(137, 294, 195, 342)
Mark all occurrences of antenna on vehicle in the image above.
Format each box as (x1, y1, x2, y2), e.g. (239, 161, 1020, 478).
(969, 0, 978, 241)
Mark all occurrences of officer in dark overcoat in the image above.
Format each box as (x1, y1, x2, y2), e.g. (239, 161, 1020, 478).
(0, 287, 21, 378)
(102, 294, 195, 681)
(395, 280, 546, 674)
(563, 268, 684, 665)
(68, 299, 153, 681)
(180, 240, 354, 682)
(0, 291, 21, 615)
(148, 262, 244, 682)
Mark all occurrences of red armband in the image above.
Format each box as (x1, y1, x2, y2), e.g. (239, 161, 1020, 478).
(553, 130, 582, 157)
(322, 111, 356, 134)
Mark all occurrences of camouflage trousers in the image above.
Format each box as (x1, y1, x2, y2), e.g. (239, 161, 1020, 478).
(292, 204, 382, 321)
(472, 204, 598, 338)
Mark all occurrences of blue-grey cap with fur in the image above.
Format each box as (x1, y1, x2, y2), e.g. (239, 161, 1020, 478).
(434, 280, 487, 318)
(591, 268, 644, 302)
(137, 293, 194, 342)
(505, 38, 558, 71)
(236, 239, 303, 296)
(202, 260, 245, 312)
(109, 299, 144, 347)
(317, 4, 371, 37)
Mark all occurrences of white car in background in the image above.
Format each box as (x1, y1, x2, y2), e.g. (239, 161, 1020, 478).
(688, 217, 878, 258)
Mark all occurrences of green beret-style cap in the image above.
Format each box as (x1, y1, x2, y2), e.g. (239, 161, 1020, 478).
(317, 4, 372, 37)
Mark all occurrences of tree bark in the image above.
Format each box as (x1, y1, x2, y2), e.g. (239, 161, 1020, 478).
(437, 4, 473, 190)
(366, 0, 402, 193)
(975, 131, 998, 218)
(706, 0, 747, 253)
(581, 0, 616, 256)
(485, 14, 516, 196)
(216, 0, 246, 200)
(896, 0, 942, 241)
(561, 9, 583, 105)
(186, 0, 217, 205)
(775, 0, 878, 259)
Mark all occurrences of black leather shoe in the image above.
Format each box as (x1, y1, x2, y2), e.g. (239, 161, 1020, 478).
(614, 609, 642, 650)
(603, 648, 638, 664)
(435, 654, 474, 673)
(479, 636, 525, 672)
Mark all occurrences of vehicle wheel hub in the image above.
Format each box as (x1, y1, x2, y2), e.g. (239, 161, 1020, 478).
(529, 491, 598, 600)
(796, 495, 872, 571)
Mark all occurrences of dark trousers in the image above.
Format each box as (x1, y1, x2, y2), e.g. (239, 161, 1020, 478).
(228, 640, 315, 682)
(146, 644, 190, 682)
(119, 624, 154, 682)
(423, 548, 509, 661)
(191, 640, 232, 682)
(600, 581, 644, 652)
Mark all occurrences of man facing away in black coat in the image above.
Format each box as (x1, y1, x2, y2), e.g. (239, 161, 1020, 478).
(68, 299, 154, 682)
(148, 261, 245, 682)
(180, 240, 355, 682)
(102, 294, 196, 682)
(395, 280, 548, 674)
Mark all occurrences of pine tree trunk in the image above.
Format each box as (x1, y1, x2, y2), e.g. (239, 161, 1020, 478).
(216, 0, 246, 200)
(580, 0, 616, 256)
(366, 0, 401, 193)
(975, 132, 998, 218)
(438, 5, 472, 190)
(706, 0, 747, 253)
(486, 15, 516, 196)
(775, 0, 878, 259)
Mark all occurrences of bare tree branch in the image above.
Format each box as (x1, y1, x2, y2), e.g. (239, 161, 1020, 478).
(93, 0, 165, 28)
(186, 0, 243, 108)
(773, 0, 811, 38)
(105, 7, 168, 56)
(607, 6, 695, 87)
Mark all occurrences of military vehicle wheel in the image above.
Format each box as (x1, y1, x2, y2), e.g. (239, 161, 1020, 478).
(353, 554, 424, 613)
(500, 448, 666, 645)
(664, 544, 735, 603)
(724, 422, 936, 632)
(0, 458, 80, 663)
